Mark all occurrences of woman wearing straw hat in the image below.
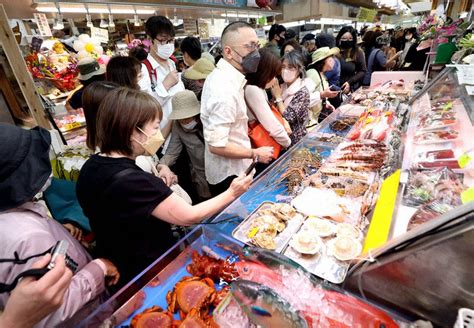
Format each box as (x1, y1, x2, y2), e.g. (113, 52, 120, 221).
(182, 57, 215, 100)
(160, 90, 211, 201)
(306, 47, 340, 124)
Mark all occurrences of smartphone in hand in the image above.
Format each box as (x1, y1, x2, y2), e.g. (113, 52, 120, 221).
(329, 85, 341, 92)
(244, 157, 258, 176)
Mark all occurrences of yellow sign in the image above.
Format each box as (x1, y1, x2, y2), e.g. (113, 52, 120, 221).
(363, 169, 401, 253)
(458, 153, 472, 168)
(461, 187, 474, 204)
(63, 122, 81, 131)
(357, 7, 377, 23)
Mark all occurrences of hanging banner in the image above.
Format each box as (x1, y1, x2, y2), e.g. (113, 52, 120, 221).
(34, 13, 52, 37)
(91, 27, 109, 43)
(357, 7, 377, 23)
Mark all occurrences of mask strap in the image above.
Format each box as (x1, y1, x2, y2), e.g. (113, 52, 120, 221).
(136, 126, 150, 137)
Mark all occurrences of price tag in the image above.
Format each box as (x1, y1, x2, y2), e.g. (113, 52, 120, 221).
(63, 122, 81, 131)
(247, 227, 259, 238)
(442, 101, 453, 111)
(461, 187, 474, 204)
(458, 153, 472, 168)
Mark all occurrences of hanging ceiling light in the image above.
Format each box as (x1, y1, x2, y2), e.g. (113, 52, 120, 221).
(86, 13, 93, 28)
(173, 8, 179, 25)
(134, 13, 141, 27)
(108, 14, 115, 27)
(52, 2, 64, 30)
(100, 19, 108, 28)
(53, 13, 64, 29)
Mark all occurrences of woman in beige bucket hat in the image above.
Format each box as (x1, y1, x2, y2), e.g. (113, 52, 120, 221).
(159, 90, 211, 200)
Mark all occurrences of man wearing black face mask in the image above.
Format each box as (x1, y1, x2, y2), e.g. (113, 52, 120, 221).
(201, 22, 274, 196)
(265, 24, 286, 58)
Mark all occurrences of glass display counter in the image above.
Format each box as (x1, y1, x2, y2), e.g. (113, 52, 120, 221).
(78, 71, 474, 327)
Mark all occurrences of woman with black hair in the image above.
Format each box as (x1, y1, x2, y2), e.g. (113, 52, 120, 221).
(106, 56, 142, 90)
(335, 26, 367, 93)
(398, 27, 425, 70)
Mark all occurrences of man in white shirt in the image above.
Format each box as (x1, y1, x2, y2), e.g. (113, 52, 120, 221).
(201, 22, 274, 196)
(139, 16, 185, 146)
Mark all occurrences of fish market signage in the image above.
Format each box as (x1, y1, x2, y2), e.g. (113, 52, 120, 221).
(173, 0, 248, 7)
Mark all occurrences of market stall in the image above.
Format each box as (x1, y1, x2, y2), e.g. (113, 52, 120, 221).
(77, 68, 474, 327)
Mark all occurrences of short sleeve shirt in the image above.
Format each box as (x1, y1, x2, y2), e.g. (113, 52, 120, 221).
(76, 155, 174, 285)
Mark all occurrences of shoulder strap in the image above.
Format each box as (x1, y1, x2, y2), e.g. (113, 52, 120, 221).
(143, 59, 156, 90)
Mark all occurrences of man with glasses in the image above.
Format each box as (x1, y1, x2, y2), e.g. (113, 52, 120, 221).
(201, 22, 274, 196)
(140, 16, 185, 150)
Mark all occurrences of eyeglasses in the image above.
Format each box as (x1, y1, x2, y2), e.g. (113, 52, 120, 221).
(233, 42, 260, 52)
(155, 37, 174, 45)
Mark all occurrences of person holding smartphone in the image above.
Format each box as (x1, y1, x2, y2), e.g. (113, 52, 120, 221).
(0, 123, 119, 327)
(306, 47, 341, 123)
(0, 255, 72, 328)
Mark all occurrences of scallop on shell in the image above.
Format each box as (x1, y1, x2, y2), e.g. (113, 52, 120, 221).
(336, 223, 362, 240)
(289, 231, 322, 255)
(328, 236, 362, 261)
(305, 217, 336, 237)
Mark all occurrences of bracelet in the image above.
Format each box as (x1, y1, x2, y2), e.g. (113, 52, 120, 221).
(275, 98, 283, 104)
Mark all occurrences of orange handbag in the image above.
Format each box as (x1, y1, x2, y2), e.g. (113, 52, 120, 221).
(248, 103, 284, 160)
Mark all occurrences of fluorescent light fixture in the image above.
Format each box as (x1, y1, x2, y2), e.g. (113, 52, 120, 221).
(281, 20, 305, 28)
(221, 13, 260, 19)
(37, 5, 154, 14)
(37, 6, 58, 13)
(136, 9, 155, 14)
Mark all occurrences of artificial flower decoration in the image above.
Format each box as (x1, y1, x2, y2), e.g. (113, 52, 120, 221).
(127, 39, 152, 52)
(73, 34, 103, 60)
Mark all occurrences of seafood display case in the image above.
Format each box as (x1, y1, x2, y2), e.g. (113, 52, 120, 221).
(389, 66, 474, 239)
(79, 71, 474, 327)
(79, 226, 412, 328)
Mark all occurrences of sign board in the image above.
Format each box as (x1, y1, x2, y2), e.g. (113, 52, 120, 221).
(198, 20, 209, 39)
(357, 7, 377, 22)
(91, 27, 109, 44)
(34, 13, 52, 37)
(183, 19, 198, 35)
(255, 28, 266, 39)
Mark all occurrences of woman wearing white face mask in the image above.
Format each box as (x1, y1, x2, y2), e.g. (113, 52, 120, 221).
(271, 51, 310, 146)
(77, 88, 252, 288)
(138, 16, 185, 149)
(159, 90, 211, 201)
